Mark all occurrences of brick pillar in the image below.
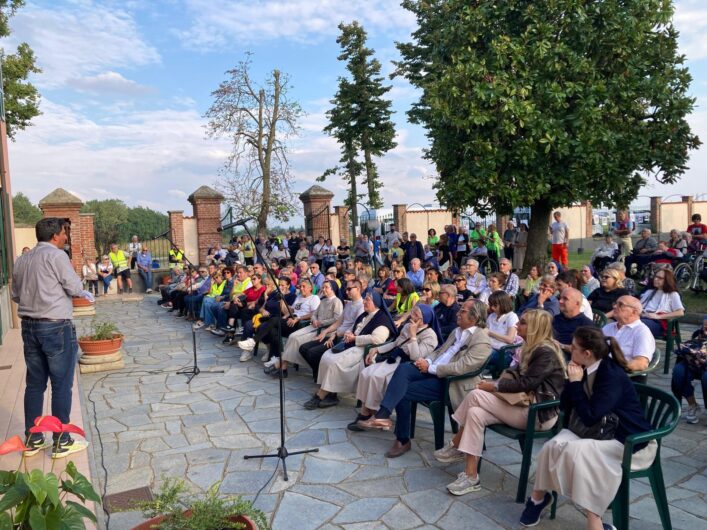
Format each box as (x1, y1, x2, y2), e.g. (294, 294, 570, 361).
(393, 204, 407, 233)
(300, 185, 334, 239)
(496, 214, 510, 232)
(79, 212, 96, 260)
(168, 210, 185, 250)
(38, 188, 84, 273)
(682, 195, 693, 222)
(451, 210, 461, 228)
(334, 205, 350, 245)
(650, 196, 662, 237)
(584, 202, 593, 241)
(188, 186, 224, 265)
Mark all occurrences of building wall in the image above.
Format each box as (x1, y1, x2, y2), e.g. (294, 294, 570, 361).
(14, 226, 36, 255)
(659, 202, 689, 239)
(329, 214, 340, 246)
(692, 201, 707, 223)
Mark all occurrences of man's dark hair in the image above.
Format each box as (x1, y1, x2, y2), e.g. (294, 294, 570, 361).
(692, 213, 702, 222)
(35, 217, 65, 243)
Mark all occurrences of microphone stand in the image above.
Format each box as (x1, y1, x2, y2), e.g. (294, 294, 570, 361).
(157, 233, 224, 384)
(239, 223, 318, 480)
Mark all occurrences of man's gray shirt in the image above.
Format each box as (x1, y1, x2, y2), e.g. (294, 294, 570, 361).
(12, 242, 84, 320)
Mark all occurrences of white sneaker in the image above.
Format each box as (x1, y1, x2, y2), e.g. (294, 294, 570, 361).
(240, 350, 253, 362)
(446, 471, 481, 496)
(237, 338, 256, 351)
(685, 404, 701, 424)
(192, 321, 205, 330)
(235, 326, 244, 335)
(263, 356, 279, 368)
(434, 441, 465, 463)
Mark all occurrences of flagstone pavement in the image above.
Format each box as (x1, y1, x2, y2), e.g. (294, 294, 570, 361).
(76, 297, 706, 530)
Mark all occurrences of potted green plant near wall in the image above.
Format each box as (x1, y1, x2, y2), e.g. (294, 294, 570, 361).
(132, 478, 268, 530)
(0, 416, 100, 529)
(78, 319, 124, 356)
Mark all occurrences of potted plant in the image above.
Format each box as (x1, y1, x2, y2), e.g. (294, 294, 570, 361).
(0, 416, 100, 529)
(78, 319, 124, 356)
(132, 478, 268, 530)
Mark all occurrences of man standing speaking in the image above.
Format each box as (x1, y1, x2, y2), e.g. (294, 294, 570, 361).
(12, 217, 94, 457)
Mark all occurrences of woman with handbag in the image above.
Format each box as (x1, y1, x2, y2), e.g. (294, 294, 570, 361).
(349, 304, 441, 430)
(434, 309, 565, 496)
(519, 326, 656, 529)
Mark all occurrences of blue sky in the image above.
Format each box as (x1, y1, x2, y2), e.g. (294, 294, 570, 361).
(3, 0, 707, 224)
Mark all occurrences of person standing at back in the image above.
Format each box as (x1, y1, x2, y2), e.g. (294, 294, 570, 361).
(549, 211, 569, 267)
(12, 217, 94, 458)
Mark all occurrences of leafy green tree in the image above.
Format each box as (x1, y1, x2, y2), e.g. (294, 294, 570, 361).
(1, 0, 41, 139)
(395, 0, 700, 271)
(320, 21, 396, 225)
(81, 199, 129, 256)
(12, 191, 40, 225)
(121, 206, 169, 242)
(205, 55, 302, 233)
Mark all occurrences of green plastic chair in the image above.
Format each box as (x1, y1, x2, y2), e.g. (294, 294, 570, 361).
(491, 343, 521, 379)
(629, 349, 661, 384)
(592, 309, 608, 328)
(481, 399, 562, 503)
(550, 383, 680, 530)
(661, 318, 682, 374)
(409, 355, 493, 450)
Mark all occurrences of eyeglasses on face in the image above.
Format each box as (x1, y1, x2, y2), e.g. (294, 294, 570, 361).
(422, 288, 432, 292)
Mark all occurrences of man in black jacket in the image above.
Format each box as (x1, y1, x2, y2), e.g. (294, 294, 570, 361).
(435, 284, 461, 340)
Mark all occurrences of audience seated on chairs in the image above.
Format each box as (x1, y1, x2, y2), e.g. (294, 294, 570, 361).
(406, 258, 425, 291)
(464, 258, 487, 297)
(389, 277, 419, 328)
(419, 281, 440, 308)
(499, 258, 519, 297)
(590, 235, 619, 273)
(435, 284, 460, 340)
(553, 288, 593, 357)
(587, 267, 630, 315)
(214, 266, 253, 333)
(299, 279, 365, 382)
(579, 265, 600, 297)
(625, 228, 658, 275)
(223, 274, 266, 355)
(519, 326, 656, 530)
(606, 261, 635, 296)
(479, 272, 507, 305)
(555, 271, 593, 320)
(278, 281, 343, 376)
(433, 309, 564, 496)
(259, 278, 320, 373)
(638, 269, 685, 338)
(522, 265, 541, 298)
(349, 304, 442, 431)
(671, 318, 707, 425)
(486, 291, 519, 368)
(602, 296, 656, 372)
(192, 270, 227, 330)
(518, 275, 560, 316)
(453, 274, 473, 303)
(356, 299, 492, 458)
(304, 292, 396, 410)
(237, 275, 295, 354)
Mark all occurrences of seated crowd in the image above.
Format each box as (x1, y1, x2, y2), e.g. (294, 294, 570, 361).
(152, 216, 702, 530)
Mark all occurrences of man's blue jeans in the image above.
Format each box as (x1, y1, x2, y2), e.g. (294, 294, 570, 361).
(380, 362, 445, 444)
(21, 319, 78, 440)
(138, 268, 153, 291)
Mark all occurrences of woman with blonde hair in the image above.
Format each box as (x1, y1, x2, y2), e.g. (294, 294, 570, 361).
(435, 309, 566, 496)
(420, 281, 440, 307)
(587, 267, 629, 314)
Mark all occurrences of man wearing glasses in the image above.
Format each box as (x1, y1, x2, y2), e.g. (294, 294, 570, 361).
(518, 275, 560, 317)
(464, 259, 486, 297)
(602, 296, 655, 372)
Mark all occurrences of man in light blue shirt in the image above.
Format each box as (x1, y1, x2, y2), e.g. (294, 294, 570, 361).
(406, 258, 425, 291)
(136, 247, 154, 293)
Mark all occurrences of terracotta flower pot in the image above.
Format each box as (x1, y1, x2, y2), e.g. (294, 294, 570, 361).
(78, 334, 124, 356)
(132, 513, 257, 530)
(72, 297, 94, 307)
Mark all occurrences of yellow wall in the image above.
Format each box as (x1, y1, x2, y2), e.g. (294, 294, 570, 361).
(692, 201, 707, 223)
(14, 226, 36, 256)
(660, 202, 688, 239)
(329, 214, 340, 245)
(405, 210, 454, 239)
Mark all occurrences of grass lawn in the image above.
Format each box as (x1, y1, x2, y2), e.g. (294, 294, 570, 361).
(558, 251, 707, 315)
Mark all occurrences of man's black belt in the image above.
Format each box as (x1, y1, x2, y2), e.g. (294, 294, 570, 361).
(20, 316, 70, 322)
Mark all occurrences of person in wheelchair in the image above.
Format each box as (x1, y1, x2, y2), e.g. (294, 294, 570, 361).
(590, 235, 619, 274)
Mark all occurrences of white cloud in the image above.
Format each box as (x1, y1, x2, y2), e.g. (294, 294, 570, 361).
(178, 0, 416, 49)
(67, 71, 155, 95)
(675, 0, 707, 61)
(4, 1, 160, 89)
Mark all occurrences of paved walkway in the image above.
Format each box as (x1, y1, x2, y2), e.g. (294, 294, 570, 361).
(77, 297, 706, 530)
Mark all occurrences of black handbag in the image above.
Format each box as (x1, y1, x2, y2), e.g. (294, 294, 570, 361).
(568, 410, 619, 440)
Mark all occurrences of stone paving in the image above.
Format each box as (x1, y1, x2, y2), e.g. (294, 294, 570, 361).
(77, 297, 706, 529)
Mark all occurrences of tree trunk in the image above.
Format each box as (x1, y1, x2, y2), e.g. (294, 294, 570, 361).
(258, 86, 270, 233)
(349, 165, 358, 244)
(361, 133, 380, 209)
(523, 201, 554, 276)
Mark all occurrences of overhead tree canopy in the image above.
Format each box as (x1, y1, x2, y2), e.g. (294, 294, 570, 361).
(205, 55, 302, 233)
(395, 0, 701, 271)
(320, 21, 396, 223)
(0, 0, 41, 139)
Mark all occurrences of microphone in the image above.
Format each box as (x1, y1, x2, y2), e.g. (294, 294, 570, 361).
(152, 229, 171, 239)
(217, 217, 254, 232)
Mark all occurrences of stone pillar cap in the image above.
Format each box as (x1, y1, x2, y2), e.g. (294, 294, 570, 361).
(38, 188, 83, 207)
(188, 186, 224, 202)
(300, 185, 334, 201)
